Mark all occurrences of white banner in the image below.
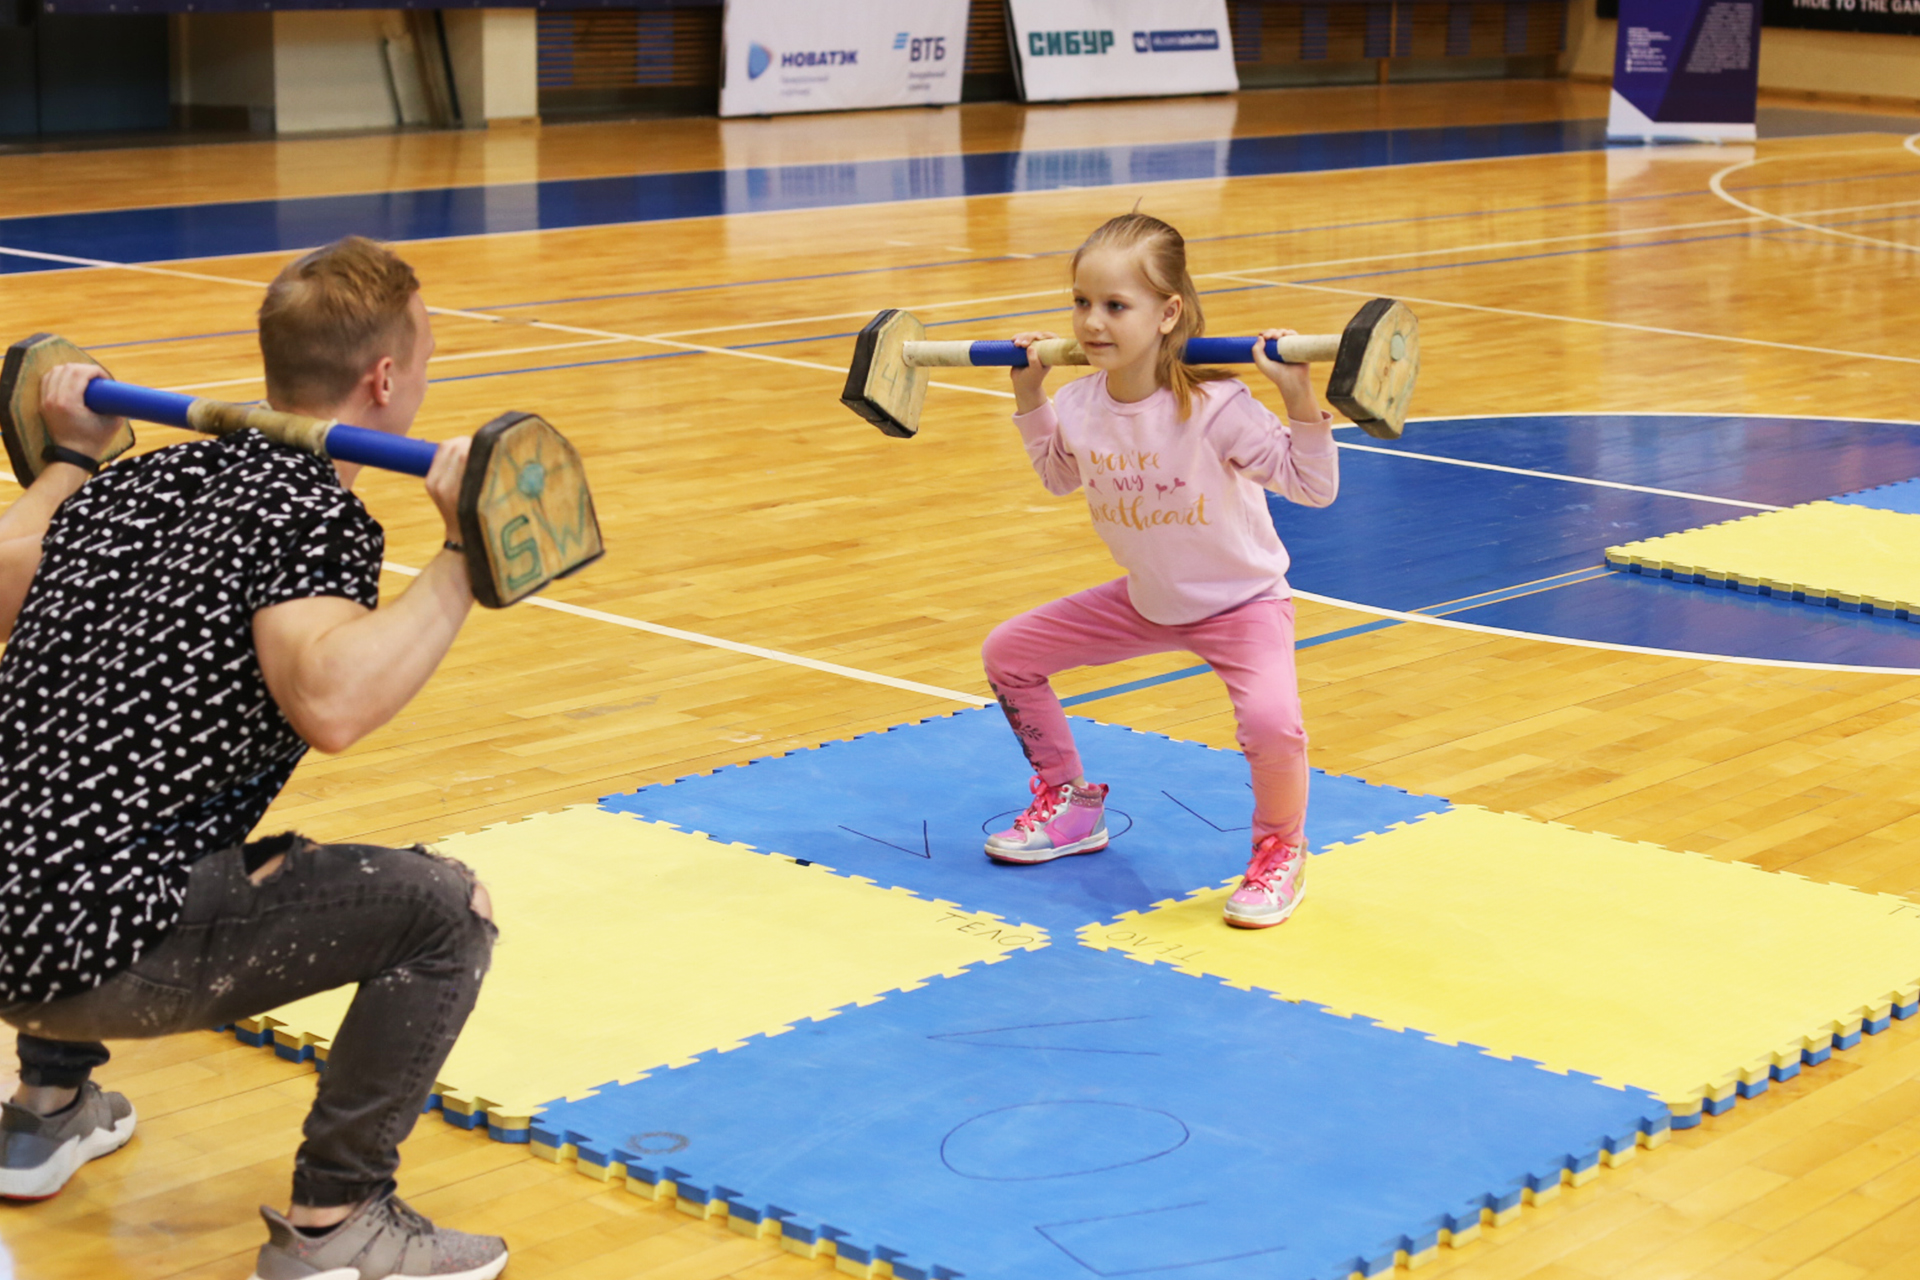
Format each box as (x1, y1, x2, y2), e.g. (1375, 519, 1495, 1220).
(1007, 0, 1238, 103)
(720, 0, 971, 118)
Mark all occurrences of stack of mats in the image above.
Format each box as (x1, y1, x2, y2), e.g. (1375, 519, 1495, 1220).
(235, 708, 1920, 1279)
(1605, 477, 1920, 620)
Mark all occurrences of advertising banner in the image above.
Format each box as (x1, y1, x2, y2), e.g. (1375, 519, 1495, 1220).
(1608, 0, 1761, 143)
(720, 0, 970, 118)
(1007, 0, 1238, 103)
(1761, 0, 1920, 35)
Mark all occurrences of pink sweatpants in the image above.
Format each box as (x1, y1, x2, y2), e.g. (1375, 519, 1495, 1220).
(982, 577, 1309, 844)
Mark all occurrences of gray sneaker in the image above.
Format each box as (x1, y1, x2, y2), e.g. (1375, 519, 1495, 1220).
(250, 1194, 508, 1280)
(0, 1082, 136, 1201)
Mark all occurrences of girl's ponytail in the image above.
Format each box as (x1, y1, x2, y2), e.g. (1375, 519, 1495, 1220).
(1072, 213, 1231, 420)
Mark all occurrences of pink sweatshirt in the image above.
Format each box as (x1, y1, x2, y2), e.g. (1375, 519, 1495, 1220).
(1014, 372, 1339, 626)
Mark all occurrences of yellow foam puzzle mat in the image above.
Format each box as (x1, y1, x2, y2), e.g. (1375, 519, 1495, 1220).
(1605, 501, 1920, 620)
(236, 806, 1047, 1135)
(1082, 806, 1920, 1116)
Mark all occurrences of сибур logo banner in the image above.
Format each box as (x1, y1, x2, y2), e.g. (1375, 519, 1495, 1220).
(1007, 0, 1237, 102)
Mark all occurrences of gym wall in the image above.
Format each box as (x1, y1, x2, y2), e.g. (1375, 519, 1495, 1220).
(169, 8, 535, 135)
(7, 0, 1914, 142)
(0, 7, 170, 138)
(1228, 0, 1571, 86)
(531, 0, 1575, 119)
(0, 0, 1595, 141)
(0, 2, 535, 139)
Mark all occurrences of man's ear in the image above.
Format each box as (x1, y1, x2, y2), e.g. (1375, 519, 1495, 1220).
(367, 354, 397, 408)
(1159, 293, 1183, 336)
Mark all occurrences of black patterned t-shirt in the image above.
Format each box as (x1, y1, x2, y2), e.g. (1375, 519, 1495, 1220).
(0, 430, 384, 1005)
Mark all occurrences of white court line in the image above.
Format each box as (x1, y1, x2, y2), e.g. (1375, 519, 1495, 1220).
(377, 563, 993, 706)
(162, 337, 628, 393)
(1221, 194, 1920, 278)
(0, 246, 1019, 402)
(1212, 273, 1920, 368)
(1335, 441, 1783, 510)
(11, 210, 1917, 683)
(3, 133, 1903, 292)
(560, 193, 1920, 389)
(422, 301, 1016, 399)
(649, 193, 1920, 345)
(1292, 590, 1920, 678)
(0, 246, 1003, 701)
(16, 123, 1871, 256)
(1709, 137, 1920, 255)
(18, 189, 1916, 381)
(428, 337, 627, 364)
(162, 374, 264, 393)
(657, 217, 1752, 340)
(380, 557, 1920, 686)
(649, 285, 1072, 340)
(1400, 409, 1920, 427)
(0, 246, 274, 287)
(37, 210, 1911, 421)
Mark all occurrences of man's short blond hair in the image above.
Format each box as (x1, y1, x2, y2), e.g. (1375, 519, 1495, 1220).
(259, 237, 421, 409)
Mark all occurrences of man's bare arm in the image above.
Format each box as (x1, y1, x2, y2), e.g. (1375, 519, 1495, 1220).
(253, 438, 475, 754)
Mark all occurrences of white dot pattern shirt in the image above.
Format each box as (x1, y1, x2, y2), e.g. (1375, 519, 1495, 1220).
(0, 430, 383, 1005)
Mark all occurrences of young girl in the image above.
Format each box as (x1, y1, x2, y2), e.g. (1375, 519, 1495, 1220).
(981, 212, 1337, 930)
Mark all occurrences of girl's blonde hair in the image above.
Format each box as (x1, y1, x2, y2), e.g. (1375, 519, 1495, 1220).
(1071, 213, 1231, 420)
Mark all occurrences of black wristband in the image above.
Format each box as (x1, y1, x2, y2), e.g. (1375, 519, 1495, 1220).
(43, 445, 100, 476)
(443, 539, 465, 554)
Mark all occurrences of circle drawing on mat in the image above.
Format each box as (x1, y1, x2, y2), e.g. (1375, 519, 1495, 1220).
(624, 1131, 689, 1155)
(981, 807, 1134, 841)
(940, 1101, 1189, 1181)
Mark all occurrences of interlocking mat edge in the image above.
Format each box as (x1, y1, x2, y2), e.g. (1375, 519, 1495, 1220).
(1605, 500, 1920, 620)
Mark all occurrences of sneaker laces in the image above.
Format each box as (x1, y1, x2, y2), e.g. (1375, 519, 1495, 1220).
(1012, 776, 1068, 834)
(1242, 836, 1297, 892)
(369, 1194, 435, 1239)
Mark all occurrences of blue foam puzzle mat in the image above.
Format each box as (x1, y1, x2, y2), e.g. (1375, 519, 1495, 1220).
(1832, 477, 1920, 516)
(533, 946, 1666, 1280)
(599, 707, 1446, 932)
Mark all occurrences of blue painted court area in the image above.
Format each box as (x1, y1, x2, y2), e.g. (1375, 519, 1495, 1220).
(1833, 476, 1920, 516)
(1280, 414, 1920, 667)
(1358, 415, 1920, 509)
(600, 707, 1444, 934)
(531, 945, 1665, 1280)
(1454, 572, 1920, 666)
(0, 120, 1607, 273)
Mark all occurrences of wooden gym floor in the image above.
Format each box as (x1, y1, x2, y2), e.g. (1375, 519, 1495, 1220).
(4, 77, 1920, 1279)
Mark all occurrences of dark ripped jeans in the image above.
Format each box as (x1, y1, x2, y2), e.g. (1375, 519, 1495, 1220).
(0, 835, 495, 1208)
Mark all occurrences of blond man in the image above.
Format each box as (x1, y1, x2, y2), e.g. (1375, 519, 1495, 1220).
(0, 238, 507, 1280)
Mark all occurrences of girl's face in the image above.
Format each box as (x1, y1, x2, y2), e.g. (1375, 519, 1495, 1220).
(1070, 246, 1182, 379)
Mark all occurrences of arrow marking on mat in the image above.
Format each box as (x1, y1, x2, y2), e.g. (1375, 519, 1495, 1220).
(838, 821, 932, 859)
(1161, 789, 1252, 833)
(929, 1017, 1161, 1056)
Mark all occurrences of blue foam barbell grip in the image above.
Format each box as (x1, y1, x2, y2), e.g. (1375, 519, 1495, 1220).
(85, 379, 438, 477)
(963, 337, 1287, 368)
(82, 381, 194, 429)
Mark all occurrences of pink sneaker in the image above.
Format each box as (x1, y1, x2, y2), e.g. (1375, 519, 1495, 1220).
(984, 777, 1110, 864)
(1224, 834, 1306, 928)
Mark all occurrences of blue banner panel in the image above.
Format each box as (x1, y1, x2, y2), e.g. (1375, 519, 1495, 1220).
(1608, 0, 1760, 142)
